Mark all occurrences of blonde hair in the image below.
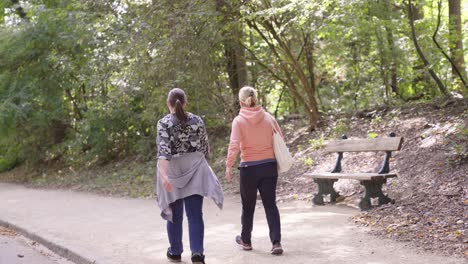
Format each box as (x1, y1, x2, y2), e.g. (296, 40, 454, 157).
(239, 86, 257, 107)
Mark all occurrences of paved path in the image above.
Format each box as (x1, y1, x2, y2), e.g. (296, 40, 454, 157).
(0, 231, 74, 264)
(0, 183, 465, 264)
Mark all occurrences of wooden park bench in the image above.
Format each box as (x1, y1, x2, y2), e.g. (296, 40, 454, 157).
(304, 133, 403, 210)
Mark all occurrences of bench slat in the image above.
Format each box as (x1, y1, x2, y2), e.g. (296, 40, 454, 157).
(304, 172, 397, 181)
(325, 137, 403, 152)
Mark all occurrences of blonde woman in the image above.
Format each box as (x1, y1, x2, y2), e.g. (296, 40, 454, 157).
(225, 86, 283, 255)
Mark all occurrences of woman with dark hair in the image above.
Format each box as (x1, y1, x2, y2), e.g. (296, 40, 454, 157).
(156, 88, 224, 264)
(225, 86, 284, 255)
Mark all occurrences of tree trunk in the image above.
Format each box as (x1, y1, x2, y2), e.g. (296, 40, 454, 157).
(245, 17, 319, 129)
(65, 89, 83, 121)
(382, 0, 399, 97)
(216, 0, 247, 113)
(411, 0, 425, 20)
(303, 32, 319, 129)
(433, 0, 466, 89)
(375, 28, 390, 103)
(274, 88, 286, 118)
(350, 43, 361, 110)
(448, 0, 467, 92)
(385, 26, 399, 96)
(249, 31, 259, 88)
(408, 0, 430, 95)
(292, 96, 298, 113)
(270, 24, 318, 129)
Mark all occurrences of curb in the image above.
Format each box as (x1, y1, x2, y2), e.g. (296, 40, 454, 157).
(0, 219, 98, 264)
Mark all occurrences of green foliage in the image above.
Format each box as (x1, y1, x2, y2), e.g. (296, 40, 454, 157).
(2, 6, 69, 163)
(371, 115, 383, 126)
(309, 135, 325, 150)
(333, 120, 350, 138)
(367, 132, 379, 139)
(304, 157, 314, 166)
(0, 144, 22, 172)
(0, 0, 466, 171)
(0, 0, 229, 169)
(454, 124, 468, 137)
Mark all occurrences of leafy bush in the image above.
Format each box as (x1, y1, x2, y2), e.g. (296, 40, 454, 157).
(304, 157, 314, 166)
(333, 120, 350, 138)
(0, 144, 22, 172)
(309, 135, 325, 150)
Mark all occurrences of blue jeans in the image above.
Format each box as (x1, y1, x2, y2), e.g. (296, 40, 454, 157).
(167, 195, 204, 255)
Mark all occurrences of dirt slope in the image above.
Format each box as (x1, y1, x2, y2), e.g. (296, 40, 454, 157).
(275, 98, 467, 257)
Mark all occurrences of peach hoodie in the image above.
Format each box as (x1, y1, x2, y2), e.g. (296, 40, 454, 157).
(226, 106, 283, 169)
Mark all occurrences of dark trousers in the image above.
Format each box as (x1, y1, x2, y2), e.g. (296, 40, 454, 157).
(239, 162, 281, 244)
(167, 195, 204, 255)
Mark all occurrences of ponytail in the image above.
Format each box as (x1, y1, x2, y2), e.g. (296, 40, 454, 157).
(244, 96, 253, 107)
(167, 88, 188, 123)
(239, 86, 257, 107)
(175, 99, 188, 123)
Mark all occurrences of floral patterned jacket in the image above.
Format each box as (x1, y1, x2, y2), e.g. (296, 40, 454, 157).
(156, 113, 209, 161)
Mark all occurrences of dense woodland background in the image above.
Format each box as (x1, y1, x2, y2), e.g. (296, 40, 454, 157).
(0, 0, 466, 171)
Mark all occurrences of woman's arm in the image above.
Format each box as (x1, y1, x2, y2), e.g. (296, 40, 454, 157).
(225, 118, 242, 181)
(156, 120, 173, 192)
(197, 117, 210, 159)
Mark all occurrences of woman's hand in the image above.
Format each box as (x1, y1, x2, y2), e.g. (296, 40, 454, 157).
(161, 175, 173, 192)
(158, 159, 173, 192)
(225, 167, 233, 182)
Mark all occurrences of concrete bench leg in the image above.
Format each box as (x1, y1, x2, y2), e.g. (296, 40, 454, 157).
(313, 179, 340, 205)
(359, 178, 394, 210)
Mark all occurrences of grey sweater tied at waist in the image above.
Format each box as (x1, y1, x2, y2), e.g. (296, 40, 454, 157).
(156, 152, 224, 222)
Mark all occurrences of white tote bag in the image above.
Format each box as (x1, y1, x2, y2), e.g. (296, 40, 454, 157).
(270, 117, 294, 173)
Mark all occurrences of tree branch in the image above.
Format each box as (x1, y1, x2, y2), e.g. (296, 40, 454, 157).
(408, 0, 449, 96)
(242, 42, 289, 86)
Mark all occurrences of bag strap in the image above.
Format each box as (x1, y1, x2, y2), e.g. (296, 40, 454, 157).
(267, 114, 279, 134)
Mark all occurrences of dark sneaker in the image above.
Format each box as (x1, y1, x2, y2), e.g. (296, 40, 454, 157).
(191, 253, 205, 264)
(166, 248, 181, 262)
(235, 235, 252, 251)
(271, 243, 283, 255)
